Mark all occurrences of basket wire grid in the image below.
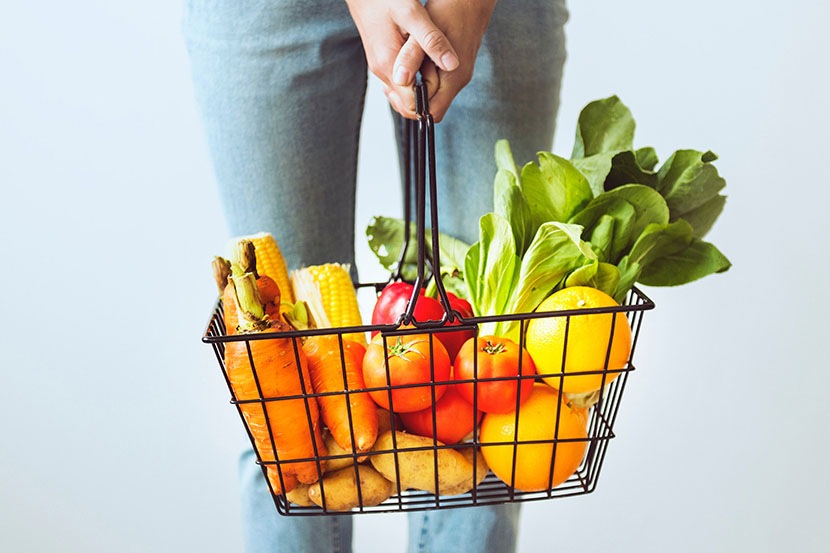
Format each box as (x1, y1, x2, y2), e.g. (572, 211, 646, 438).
(202, 82, 655, 516)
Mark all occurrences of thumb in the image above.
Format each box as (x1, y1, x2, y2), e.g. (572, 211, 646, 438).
(392, 35, 424, 86)
(405, 4, 459, 72)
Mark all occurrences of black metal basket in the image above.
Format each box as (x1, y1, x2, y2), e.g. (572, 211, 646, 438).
(202, 82, 655, 516)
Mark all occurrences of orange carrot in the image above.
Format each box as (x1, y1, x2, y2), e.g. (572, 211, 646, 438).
(303, 335, 378, 454)
(225, 272, 327, 489)
(213, 252, 280, 335)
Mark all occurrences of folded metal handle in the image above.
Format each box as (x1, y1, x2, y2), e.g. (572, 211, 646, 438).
(392, 79, 457, 328)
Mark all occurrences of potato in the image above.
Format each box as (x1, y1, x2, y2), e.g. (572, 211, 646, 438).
(376, 408, 401, 436)
(441, 447, 489, 496)
(308, 465, 394, 511)
(370, 431, 489, 496)
(323, 431, 361, 473)
(285, 483, 313, 507)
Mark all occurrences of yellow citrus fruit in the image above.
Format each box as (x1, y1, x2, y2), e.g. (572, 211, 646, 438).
(525, 286, 632, 394)
(480, 383, 588, 491)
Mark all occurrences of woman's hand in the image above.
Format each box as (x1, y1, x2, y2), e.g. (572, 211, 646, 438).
(345, 0, 459, 119)
(392, 0, 497, 122)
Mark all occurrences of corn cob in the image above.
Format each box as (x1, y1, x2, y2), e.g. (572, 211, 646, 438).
(232, 232, 294, 310)
(291, 263, 366, 345)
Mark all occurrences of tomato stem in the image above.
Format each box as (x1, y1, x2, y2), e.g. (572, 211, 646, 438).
(387, 337, 426, 359)
(480, 340, 507, 355)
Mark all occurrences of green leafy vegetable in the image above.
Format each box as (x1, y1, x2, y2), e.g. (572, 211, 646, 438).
(678, 194, 727, 239)
(571, 153, 615, 197)
(494, 172, 535, 256)
(366, 215, 470, 281)
(572, 95, 636, 158)
(604, 149, 658, 190)
(494, 139, 520, 183)
(569, 196, 636, 263)
(366, 94, 732, 333)
(639, 240, 731, 286)
(491, 222, 593, 339)
(656, 149, 726, 233)
(564, 260, 621, 298)
(520, 152, 593, 227)
(465, 213, 520, 320)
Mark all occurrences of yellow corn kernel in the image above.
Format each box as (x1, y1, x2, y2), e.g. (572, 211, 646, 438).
(236, 232, 294, 310)
(292, 263, 365, 345)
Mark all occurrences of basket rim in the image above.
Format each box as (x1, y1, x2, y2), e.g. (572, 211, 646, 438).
(202, 284, 655, 343)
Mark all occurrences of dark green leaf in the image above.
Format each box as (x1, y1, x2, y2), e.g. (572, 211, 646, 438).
(586, 214, 616, 260)
(627, 220, 694, 268)
(614, 257, 642, 303)
(601, 185, 670, 245)
(571, 152, 614, 197)
(565, 260, 621, 298)
(657, 149, 726, 218)
(635, 147, 659, 171)
(572, 95, 635, 158)
(638, 239, 731, 286)
(520, 153, 593, 226)
(569, 196, 637, 264)
(366, 216, 471, 274)
(678, 194, 727, 238)
(605, 150, 658, 190)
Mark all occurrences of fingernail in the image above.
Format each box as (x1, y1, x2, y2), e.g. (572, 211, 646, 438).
(393, 66, 411, 86)
(441, 52, 459, 71)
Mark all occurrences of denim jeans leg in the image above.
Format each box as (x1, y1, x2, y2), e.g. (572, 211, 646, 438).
(239, 449, 354, 553)
(407, 504, 521, 553)
(183, 0, 368, 272)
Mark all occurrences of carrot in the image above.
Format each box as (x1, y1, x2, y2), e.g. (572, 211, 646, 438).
(225, 272, 327, 489)
(213, 247, 280, 335)
(303, 335, 378, 454)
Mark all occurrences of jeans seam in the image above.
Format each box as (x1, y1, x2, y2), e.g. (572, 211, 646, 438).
(332, 517, 341, 553)
(417, 512, 430, 553)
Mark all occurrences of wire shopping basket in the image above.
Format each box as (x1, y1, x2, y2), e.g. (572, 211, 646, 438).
(202, 82, 655, 516)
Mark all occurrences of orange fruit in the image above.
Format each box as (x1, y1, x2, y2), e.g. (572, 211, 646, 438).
(480, 383, 588, 491)
(525, 286, 632, 394)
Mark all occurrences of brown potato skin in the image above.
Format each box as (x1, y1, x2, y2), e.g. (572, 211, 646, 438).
(370, 431, 489, 496)
(323, 431, 361, 473)
(308, 465, 394, 511)
(285, 483, 314, 507)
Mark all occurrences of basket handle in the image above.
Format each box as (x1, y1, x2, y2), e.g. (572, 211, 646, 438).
(393, 79, 457, 328)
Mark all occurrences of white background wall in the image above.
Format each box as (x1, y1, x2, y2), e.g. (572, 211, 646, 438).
(2, 1, 828, 551)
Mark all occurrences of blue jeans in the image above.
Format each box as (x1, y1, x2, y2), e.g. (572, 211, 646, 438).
(184, 1, 567, 551)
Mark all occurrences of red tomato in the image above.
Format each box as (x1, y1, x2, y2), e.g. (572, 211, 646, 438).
(400, 385, 483, 444)
(371, 283, 475, 360)
(454, 335, 536, 414)
(371, 283, 444, 336)
(362, 332, 451, 412)
(438, 292, 476, 361)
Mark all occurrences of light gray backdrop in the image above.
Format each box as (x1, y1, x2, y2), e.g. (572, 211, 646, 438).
(1, 1, 828, 552)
